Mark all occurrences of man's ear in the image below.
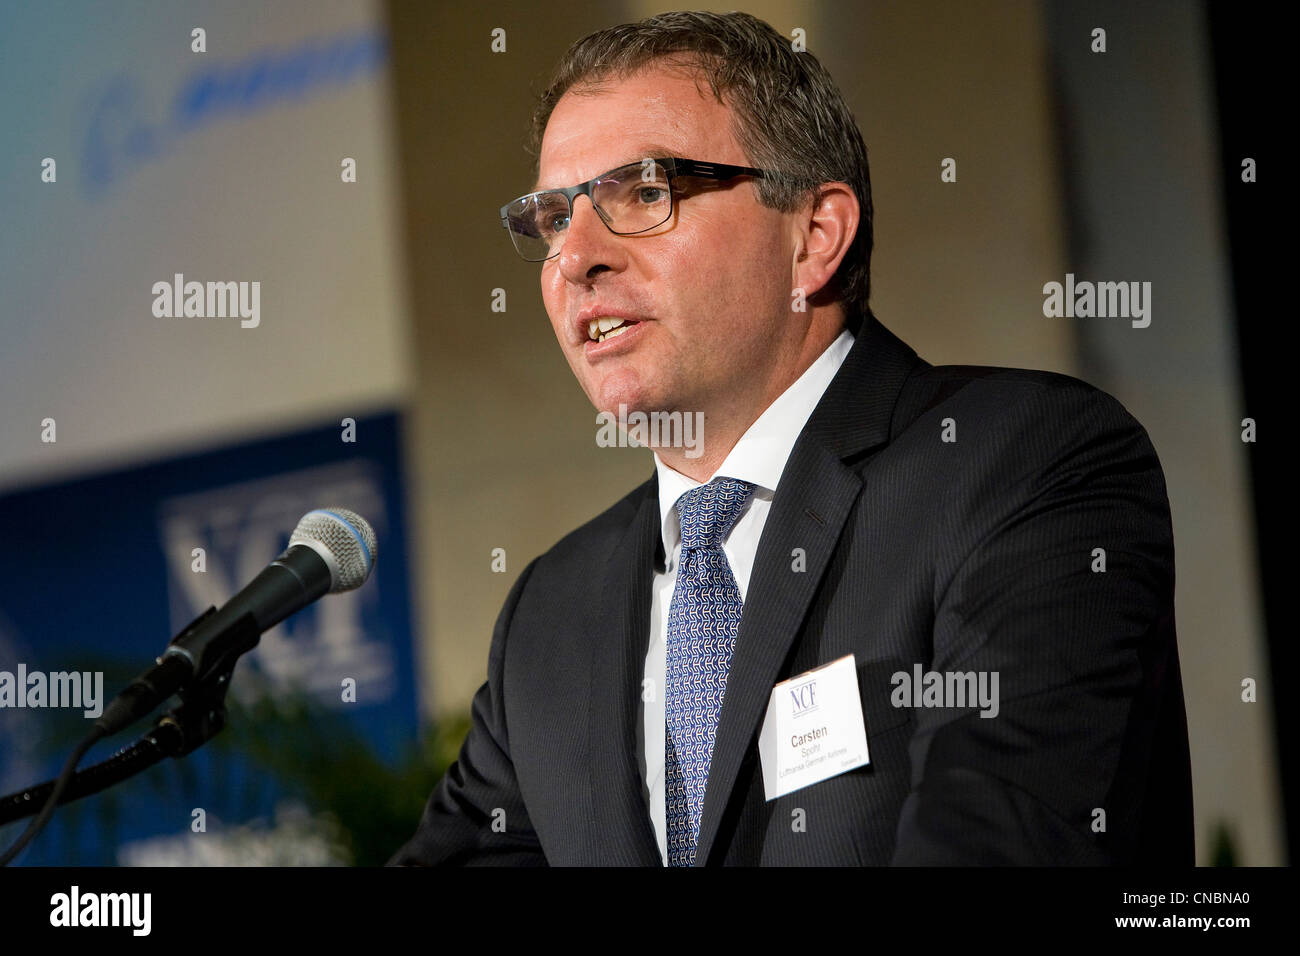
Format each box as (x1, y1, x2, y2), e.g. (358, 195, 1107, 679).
(791, 183, 859, 301)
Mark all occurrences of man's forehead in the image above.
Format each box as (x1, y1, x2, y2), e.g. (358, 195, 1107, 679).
(533, 65, 733, 192)
(532, 142, 685, 193)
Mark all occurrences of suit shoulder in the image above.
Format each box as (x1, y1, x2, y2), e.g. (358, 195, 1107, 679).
(892, 362, 1150, 444)
(885, 362, 1173, 573)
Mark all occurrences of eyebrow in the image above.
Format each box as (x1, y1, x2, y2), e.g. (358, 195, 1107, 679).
(531, 144, 680, 193)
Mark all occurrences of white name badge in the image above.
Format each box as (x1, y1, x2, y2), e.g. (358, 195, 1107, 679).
(757, 654, 870, 800)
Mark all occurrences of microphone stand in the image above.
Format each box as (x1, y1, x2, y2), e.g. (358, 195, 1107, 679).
(0, 606, 257, 826)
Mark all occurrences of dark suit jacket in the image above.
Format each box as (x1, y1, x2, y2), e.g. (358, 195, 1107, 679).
(390, 312, 1194, 866)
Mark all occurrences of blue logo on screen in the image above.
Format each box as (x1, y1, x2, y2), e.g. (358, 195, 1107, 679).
(79, 29, 388, 196)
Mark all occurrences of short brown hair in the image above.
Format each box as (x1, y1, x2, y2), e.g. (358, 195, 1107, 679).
(529, 10, 873, 328)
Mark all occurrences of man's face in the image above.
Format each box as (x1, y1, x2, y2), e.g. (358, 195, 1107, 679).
(536, 63, 801, 423)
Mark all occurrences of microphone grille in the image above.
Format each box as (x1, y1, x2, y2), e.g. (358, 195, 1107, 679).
(289, 508, 377, 593)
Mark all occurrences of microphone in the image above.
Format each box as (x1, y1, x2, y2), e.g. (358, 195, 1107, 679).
(96, 508, 378, 737)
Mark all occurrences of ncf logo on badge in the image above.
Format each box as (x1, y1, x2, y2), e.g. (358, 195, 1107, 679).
(789, 677, 819, 717)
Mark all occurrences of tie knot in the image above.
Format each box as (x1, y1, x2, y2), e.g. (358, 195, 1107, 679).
(675, 477, 754, 551)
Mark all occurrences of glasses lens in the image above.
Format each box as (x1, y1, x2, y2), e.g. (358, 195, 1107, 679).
(506, 192, 570, 261)
(503, 161, 674, 261)
(593, 161, 673, 235)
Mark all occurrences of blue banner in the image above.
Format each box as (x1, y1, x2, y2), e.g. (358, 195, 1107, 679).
(0, 411, 418, 865)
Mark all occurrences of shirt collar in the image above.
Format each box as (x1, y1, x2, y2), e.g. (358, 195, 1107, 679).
(653, 326, 855, 561)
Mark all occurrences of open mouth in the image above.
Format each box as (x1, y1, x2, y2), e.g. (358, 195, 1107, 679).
(588, 317, 638, 343)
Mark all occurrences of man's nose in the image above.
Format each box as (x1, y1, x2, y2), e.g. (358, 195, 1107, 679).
(556, 194, 621, 281)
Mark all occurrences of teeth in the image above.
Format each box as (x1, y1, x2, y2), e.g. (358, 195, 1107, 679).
(587, 316, 628, 341)
(598, 324, 631, 343)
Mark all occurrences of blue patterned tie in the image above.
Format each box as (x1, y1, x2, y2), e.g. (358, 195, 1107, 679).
(664, 476, 754, 867)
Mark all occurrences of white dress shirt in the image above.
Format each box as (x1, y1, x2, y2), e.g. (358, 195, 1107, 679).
(637, 327, 855, 864)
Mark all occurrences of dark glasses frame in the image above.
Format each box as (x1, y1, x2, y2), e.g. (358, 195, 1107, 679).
(499, 157, 770, 261)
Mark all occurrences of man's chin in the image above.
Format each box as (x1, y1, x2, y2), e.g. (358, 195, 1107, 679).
(589, 380, 657, 418)
(593, 398, 652, 418)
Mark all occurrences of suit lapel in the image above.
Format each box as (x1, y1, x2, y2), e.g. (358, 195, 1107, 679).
(695, 313, 925, 864)
(588, 476, 664, 865)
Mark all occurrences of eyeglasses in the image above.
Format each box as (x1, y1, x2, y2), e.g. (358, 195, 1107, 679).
(499, 157, 769, 262)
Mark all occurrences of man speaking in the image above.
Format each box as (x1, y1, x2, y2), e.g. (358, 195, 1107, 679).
(390, 10, 1193, 866)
